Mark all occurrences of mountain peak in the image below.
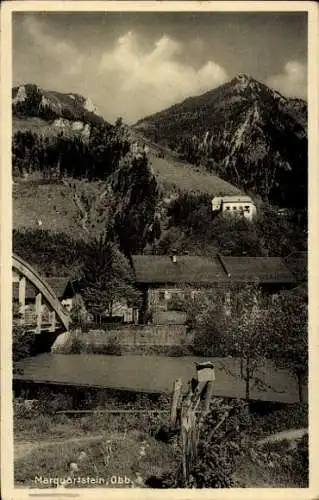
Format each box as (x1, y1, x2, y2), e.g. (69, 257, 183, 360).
(235, 73, 252, 82)
(232, 73, 260, 91)
(134, 75, 307, 208)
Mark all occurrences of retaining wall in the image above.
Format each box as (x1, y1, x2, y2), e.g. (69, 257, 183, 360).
(83, 324, 191, 347)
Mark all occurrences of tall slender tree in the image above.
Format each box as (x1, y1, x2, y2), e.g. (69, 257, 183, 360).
(267, 286, 308, 402)
(81, 236, 141, 324)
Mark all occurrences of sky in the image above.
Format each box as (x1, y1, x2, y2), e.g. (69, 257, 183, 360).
(12, 11, 308, 124)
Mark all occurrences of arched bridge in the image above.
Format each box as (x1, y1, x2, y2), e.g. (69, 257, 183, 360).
(13, 253, 70, 333)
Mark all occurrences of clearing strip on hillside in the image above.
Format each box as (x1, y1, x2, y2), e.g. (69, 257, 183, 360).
(131, 131, 242, 197)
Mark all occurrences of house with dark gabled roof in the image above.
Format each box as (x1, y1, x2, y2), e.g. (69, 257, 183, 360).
(12, 276, 85, 327)
(13, 277, 73, 303)
(131, 253, 296, 325)
(219, 256, 296, 288)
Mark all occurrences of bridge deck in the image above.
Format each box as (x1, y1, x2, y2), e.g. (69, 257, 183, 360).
(13, 354, 305, 403)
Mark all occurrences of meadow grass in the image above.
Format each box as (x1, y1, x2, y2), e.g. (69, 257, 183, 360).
(14, 403, 179, 489)
(149, 151, 241, 197)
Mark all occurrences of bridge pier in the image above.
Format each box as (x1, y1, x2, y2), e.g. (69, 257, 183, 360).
(18, 276, 26, 325)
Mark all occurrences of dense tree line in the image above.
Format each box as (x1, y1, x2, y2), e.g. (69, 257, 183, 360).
(112, 153, 160, 256)
(13, 228, 87, 278)
(154, 192, 307, 258)
(168, 131, 307, 209)
(12, 119, 130, 181)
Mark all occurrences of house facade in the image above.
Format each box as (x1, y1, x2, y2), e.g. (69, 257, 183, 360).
(212, 195, 257, 220)
(131, 254, 296, 325)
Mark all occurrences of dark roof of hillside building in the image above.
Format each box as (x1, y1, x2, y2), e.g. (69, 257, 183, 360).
(221, 257, 296, 284)
(131, 255, 296, 285)
(13, 277, 72, 301)
(132, 255, 226, 284)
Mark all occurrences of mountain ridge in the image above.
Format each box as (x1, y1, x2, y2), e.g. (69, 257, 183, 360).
(12, 83, 108, 138)
(134, 74, 307, 208)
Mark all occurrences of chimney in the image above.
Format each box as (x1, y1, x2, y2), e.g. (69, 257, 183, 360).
(171, 249, 177, 263)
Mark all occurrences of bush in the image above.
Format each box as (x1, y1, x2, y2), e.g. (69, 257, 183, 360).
(250, 403, 308, 438)
(246, 434, 308, 487)
(85, 336, 122, 355)
(165, 345, 193, 357)
(12, 327, 35, 362)
(45, 392, 74, 413)
(69, 336, 85, 354)
(293, 434, 308, 486)
(179, 399, 251, 488)
(103, 337, 122, 355)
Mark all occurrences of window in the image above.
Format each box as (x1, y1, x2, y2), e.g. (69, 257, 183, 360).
(233, 206, 237, 210)
(225, 206, 230, 211)
(158, 291, 165, 303)
(244, 205, 250, 212)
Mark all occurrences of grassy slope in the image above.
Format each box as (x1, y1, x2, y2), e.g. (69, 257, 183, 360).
(149, 150, 241, 197)
(13, 116, 86, 139)
(14, 398, 178, 488)
(15, 429, 177, 488)
(132, 130, 242, 197)
(13, 180, 81, 236)
(14, 402, 307, 488)
(13, 147, 240, 239)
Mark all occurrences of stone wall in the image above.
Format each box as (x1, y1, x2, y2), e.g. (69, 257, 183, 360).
(85, 324, 190, 347)
(53, 325, 193, 354)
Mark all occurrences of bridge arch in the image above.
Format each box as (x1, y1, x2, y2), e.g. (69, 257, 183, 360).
(13, 253, 70, 332)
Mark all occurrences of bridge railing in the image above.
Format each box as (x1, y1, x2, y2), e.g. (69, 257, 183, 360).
(13, 253, 70, 333)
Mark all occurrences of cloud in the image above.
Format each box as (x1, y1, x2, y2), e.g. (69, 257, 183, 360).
(266, 61, 307, 100)
(22, 16, 85, 76)
(98, 31, 229, 122)
(17, 17, 229, 123)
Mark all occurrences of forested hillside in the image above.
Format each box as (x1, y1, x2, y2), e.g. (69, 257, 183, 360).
(134, 74, 307, 209)
(12, 81, 307, 276)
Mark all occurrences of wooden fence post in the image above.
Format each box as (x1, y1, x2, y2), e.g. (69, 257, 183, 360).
(203, 380, 214, 416)
(170, 378, 183, 427)
(178, 361, 216, 487)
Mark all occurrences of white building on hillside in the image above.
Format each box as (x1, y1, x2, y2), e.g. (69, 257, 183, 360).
(212, 195, 256, 221)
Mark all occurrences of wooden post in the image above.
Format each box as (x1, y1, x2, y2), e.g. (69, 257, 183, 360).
(195, 362, 215, 416)
(203, 380, 214, 416)
(170, 378, 183, 427)
(35, 292, 42, 333)
(18, 276, 26, 325)
(177, 362, 217, 486)
(180, 380, 207, 486)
